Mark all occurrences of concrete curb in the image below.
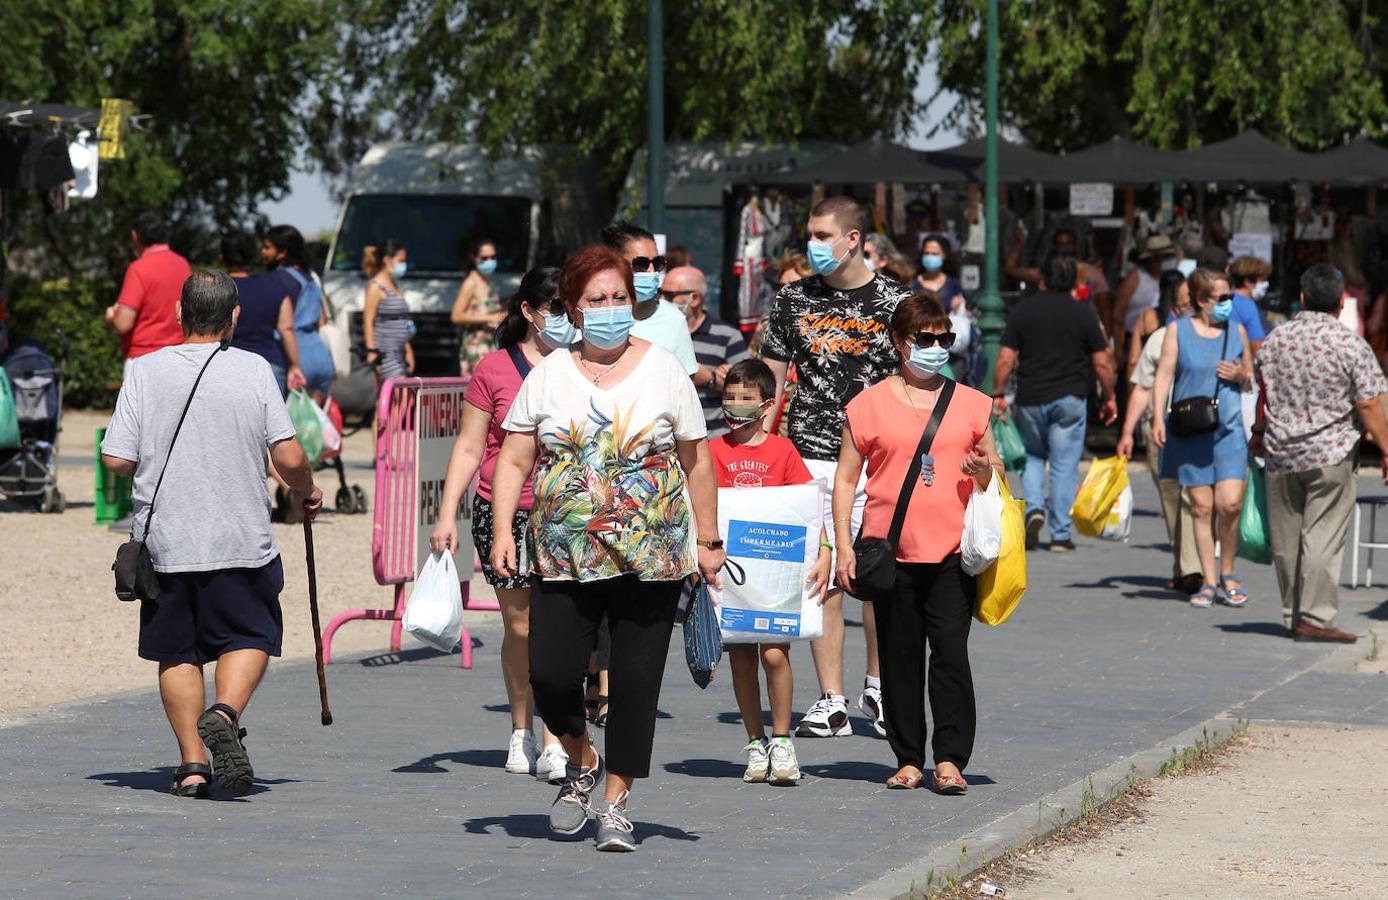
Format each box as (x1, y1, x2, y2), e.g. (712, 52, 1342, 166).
(845, 715, 1247, 900)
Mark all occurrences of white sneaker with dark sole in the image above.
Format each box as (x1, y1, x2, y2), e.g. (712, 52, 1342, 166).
(857, 684, 886, 738)
(795, 693, 852, 737)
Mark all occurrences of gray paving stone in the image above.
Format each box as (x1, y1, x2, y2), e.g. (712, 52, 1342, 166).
(3, 472, 1386, 897)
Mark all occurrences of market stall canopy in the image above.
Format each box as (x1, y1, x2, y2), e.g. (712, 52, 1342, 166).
(1301, 137, 1388, 185)
(1061, 137, 1192, 183)
(1168, 130, 1315, 184)
(925, 138, 1072, 183)
(731, 137, 965, 185)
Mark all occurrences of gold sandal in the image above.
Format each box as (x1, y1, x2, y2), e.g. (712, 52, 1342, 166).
(886, 768, 925, 790)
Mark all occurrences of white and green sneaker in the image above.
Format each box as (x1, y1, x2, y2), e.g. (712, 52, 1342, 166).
(768, 737, 801, 785)
(742, 738, 770, 783)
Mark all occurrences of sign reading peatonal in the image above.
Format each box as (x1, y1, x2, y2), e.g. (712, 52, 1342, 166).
(415, 384, 474, 581)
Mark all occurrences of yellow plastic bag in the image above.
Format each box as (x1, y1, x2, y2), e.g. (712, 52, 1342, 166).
(975, 477, 1026, 626)
(1070, 456, 1130, 539)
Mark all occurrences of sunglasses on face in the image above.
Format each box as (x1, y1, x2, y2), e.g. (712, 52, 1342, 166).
(911, 331, 956, 349)
(1210, 293, 1234, 304)
(658, 289, 694, 302)
(630, 255, 668, 273)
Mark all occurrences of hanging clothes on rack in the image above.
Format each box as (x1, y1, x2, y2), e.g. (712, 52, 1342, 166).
(67, 130, 98, 199)
(736, 193, 770, 329)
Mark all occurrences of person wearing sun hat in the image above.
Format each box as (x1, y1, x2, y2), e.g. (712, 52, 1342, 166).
(1113, 234, 1178, 351)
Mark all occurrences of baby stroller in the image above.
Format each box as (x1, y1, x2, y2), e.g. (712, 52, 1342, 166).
(0, 340, 64, 512)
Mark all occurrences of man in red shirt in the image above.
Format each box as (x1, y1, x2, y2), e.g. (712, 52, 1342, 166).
(105, 211, 192, 381)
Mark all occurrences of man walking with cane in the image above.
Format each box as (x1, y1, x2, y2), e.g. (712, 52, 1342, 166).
(102, 270, 322, 798)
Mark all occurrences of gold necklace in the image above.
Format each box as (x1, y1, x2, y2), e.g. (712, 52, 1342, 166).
(579, 350, 623, 384)
(897, 375, 939, 420)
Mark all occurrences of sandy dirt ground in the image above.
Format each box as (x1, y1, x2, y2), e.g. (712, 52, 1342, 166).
(1007, 722, 1388, 899)
(0, 409, 499, 716)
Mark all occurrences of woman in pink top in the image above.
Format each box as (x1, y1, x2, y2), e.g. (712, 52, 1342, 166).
(833, 293, 1001, 794)
(429, 266, 576, 781)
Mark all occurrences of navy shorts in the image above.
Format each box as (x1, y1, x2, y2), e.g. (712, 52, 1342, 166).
(139, 557, 285, 665)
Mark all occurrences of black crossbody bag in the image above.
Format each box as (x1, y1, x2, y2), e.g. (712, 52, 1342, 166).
(1166, 325, 1229, 437)
(113, 345, 225, 601)
(851, 379, 955, 603)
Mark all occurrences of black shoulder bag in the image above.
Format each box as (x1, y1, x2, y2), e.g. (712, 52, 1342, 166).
(1166, 324, 1229, 437)
(851, 379, 955, 603)
(113, 345, 225, 601)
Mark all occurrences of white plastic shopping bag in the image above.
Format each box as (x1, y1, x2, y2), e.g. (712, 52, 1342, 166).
(960, 476, 1005, 575)
(403, 552, 464, 652)
(1098, 484, 1133, 542)
(312, 397, 341, 455)
(715, 481, 825, 643)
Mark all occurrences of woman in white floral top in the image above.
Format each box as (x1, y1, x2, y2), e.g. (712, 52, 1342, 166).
(490, 244, 725, 853)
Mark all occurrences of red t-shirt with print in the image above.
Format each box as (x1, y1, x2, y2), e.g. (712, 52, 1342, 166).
(709, 432, 814, 489)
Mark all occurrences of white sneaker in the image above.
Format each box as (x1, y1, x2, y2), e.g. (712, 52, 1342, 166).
(857, 684, 886, 738)
(505, 729, 538, 774)
(768, 737, 801, 785)
(795, 693, 852, 737)
(742, 738, 770, 783)
(534, 743, 569, 783)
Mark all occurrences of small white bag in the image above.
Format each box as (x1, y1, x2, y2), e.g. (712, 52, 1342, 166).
(312, 396, 341, 455)
(1098, 484, 1133, 542)
(960, 476, 1005, 576)
(403, 552, 464, 652)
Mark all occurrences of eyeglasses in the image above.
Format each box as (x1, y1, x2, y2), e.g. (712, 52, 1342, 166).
(631, 255, 668, 273)
(911, 331, 956, 349)
(658, 289, 694, 302)
(1212, 293, 1234, 303)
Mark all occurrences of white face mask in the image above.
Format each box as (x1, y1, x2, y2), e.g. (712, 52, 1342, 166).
(1252, 280, 1269, 301)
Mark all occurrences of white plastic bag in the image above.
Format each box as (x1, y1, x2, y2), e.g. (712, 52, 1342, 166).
(715, 482, 826, 643)
(320, 321, 352, 377)
(312, 396, 341, 455)
(403, 552, 463, 652)
(960, 476, 1005, 575)
(1098, 484, 1133, 541)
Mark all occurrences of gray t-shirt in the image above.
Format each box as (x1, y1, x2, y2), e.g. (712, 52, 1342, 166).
(103, 343, 296, 573)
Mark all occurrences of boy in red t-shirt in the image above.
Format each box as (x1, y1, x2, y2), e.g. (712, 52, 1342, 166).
(709, 359, 831, 785)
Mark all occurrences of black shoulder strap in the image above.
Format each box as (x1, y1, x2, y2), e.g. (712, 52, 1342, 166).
(139, 345, 225, 537)
(506, 344, 533, 379)
(885, 378, 956, 548)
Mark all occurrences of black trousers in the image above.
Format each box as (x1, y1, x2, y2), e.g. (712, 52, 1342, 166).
(873, 554, 977, 771)
(529, 575, 680, 778)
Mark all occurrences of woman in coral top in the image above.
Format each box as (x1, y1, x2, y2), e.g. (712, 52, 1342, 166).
(833, 292, 1001, 794)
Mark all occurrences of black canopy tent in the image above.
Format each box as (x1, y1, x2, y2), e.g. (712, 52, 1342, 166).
(729, 137, 965, 185)
(1168, 130, 1317, 184)
(1060, 136, 1193, 184)
(1301, 137, 1388, 185)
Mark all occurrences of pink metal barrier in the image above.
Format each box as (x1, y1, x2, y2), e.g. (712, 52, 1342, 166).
(321, 376, 498, 668)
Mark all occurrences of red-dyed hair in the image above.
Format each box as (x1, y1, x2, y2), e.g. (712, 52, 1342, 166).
(558, 245, 636, 318)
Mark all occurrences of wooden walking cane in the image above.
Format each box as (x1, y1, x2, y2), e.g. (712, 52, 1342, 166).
(303, 520, 333, 726)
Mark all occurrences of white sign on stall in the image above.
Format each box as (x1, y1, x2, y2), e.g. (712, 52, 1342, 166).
(415, 384, 474, 582)
(1229, 232, 1273, 263)
(1069, 183, 1114, 216)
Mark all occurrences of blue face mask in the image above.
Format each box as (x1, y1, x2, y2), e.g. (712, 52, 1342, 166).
(806, 238, 846, 275)
(905, 344, 951, 378)
(581, 304, 634, 350)
(1210, 299, 1233, 324)
(476, 259, 498, 275)
(392, 260, 408, 278)
(633, 270, 663, 303)
(921, 253, 945, 272)
(538, 311, 578, 348)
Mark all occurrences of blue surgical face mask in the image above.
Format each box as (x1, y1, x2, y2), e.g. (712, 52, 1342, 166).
(1210, 299, 1233, 324)
(633, 270, 663, 303)
(905, 344, 951, 378)
(392, 260, 408, 278)
(537, 310, 578, 348)
(806, 237, 847, 275)
(476, 259, 498, 275)
(921, 253, 945, 272)
(581, 304, 634, 349)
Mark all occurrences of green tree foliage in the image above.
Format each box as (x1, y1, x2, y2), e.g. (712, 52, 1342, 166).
(929, 0, 1387, 151)
(336, 0, 933, 197)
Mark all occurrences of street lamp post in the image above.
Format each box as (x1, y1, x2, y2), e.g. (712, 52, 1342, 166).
(977, 0, 1003, 396)
(646, 0, 665, 236)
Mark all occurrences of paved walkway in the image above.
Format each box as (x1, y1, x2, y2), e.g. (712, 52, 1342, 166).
(3, 473, 1386, 898)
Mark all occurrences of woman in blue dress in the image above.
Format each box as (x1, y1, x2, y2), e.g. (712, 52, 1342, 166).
(1151, 268, 1254, 610)
(263, 225, 336, 401)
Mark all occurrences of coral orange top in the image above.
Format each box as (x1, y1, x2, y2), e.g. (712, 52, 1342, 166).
(845, 377, 992, 563)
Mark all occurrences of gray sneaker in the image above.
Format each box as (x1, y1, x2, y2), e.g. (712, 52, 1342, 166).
(549, 755, 603, 836)
(594, 791, 636, 852)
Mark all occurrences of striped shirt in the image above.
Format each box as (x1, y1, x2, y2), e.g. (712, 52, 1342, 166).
(691, 314, 751, 437)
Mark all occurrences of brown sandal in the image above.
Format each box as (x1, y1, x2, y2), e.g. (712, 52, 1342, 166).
(886, 767, 925, 790)
(932, 770, 968, 795)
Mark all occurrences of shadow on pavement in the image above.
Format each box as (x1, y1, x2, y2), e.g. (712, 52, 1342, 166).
(87, 767, 291, 797)
(357, 643, 481, 668)
(1367, 599, 1388, 621)
(462, 815, 700, 843)
(1215, 622, 1289, 638)
(800, 760, 897, 783)
(663, 757, 745, 779)
(393, 749, 507, 773)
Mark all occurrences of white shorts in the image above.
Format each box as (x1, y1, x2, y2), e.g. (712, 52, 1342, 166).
(805, 457, 867, 577)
